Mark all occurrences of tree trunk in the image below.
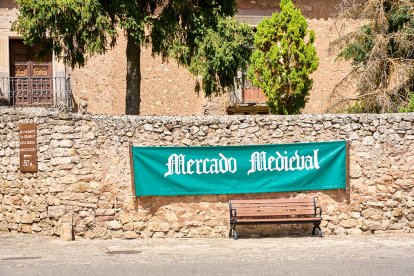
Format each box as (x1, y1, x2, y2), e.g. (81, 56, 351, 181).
(125, 32, 141, 115)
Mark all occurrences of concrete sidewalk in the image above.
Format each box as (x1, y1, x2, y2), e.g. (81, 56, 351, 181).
(1, 232, 414, 275)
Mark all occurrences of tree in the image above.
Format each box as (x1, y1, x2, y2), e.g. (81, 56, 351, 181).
(186, 18, 254, 96)
(247, 0, 319, 115)
(329, 0, 414, 113)
(13, 0, 251, 115)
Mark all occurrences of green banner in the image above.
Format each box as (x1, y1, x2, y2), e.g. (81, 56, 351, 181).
(132, 140, 347, 196)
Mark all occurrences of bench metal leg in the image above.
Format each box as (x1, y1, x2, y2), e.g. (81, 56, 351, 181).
(229, 223, 238, 240)
(312, 223, 323, 238)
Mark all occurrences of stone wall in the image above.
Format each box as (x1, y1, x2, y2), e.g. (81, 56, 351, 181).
(1, 108, 413, 239)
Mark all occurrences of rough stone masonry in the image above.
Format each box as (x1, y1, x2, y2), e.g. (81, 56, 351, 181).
(0, 108, 413, 239)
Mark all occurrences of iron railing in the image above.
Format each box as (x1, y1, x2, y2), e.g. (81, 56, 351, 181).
(0, 76, 73, 110)
(230, 71, 267, 105)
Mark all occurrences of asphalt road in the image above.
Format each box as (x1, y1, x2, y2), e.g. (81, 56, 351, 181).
(1, 232, 414, 276)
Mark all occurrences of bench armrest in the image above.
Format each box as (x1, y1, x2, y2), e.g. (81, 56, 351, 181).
(314, 206, 322, 218)
(230, 208, 237, 219)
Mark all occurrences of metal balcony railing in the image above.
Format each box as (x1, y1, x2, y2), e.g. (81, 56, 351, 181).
(0, 76, 73, 110)
(230, 71, 267, 105)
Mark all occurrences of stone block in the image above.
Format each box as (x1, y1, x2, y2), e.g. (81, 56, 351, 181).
(340, 219, 358, 228)
(361, 220, 381, 231)
(21, 224, 32, 233)
(21, 213, 36, 224)
(96, 209, 116, 216)
(361, 208, 383, 220)
(119, 212, 131, 224)
(53, 148, 73, 157)
(111, 230, 124, 239)
(123, 223, 134, 231)
(124, 231, 139, 239)
(347, 228, 363, 235)
(143, 124, 153, 131)
(48, 206, 66, 219)
(392, 208, 403, 217)
(164, 212, 179, 222)
(350, 212, 361, 219)
(0, 221, 8, 232)
(388, 223, 403, 230)
(51, 157, 72, 166)
(60, 140, 74, 148)
(108, 220, 122, 230)
(84, 132, 95, 140)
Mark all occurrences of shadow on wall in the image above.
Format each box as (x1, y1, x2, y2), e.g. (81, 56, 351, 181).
(134, 190, 349, 216)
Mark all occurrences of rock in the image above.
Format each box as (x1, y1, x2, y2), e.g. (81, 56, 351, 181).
(347, 228, 363, 235)
(60, 222, 73, 241)
(165, 212, 179, 222)
(119, 212, 131, 225)
(124, 231, 139, 239)
(134, 222, 146, 232)
(21, 213, 36, 224)
(190, 126, 199, 134)
(48, 206, 66, 219)
(85, 132, 95, 140)
(60, 140, 74, 148)
(108, 221, 122, 230)
(361, 208, 383, 220)
(389, 223, 404, 230)
(362, 136, 374, 145)
(351, 212, 361, 219)
(21, 224, 32, 233)
(340, 219, 358, 228)
(143, 124, 153, 131)
(361, 220, 381, 231)
(392, 208, 403, 217)
(0, 222, 8, 232)
(51, 157, 72, 166)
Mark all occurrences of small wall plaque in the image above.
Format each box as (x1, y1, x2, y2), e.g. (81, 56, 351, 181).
(19, 123, 38, 172)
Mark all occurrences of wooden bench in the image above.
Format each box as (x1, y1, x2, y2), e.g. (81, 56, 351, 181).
(228, 198, 323, 239)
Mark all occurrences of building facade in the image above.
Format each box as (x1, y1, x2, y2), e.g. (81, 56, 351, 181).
(0, 0, 356, 115)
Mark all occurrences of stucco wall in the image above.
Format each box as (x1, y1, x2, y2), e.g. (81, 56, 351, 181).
(1, 0, 358, 115)
(0, 108, 413, 239)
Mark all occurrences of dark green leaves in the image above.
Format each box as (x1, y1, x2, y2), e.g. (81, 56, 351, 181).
(187, 18, 253, 96)
(332, 0, 414, 113)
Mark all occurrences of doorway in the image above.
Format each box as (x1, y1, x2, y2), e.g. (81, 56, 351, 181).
(9, 39, 53, 106)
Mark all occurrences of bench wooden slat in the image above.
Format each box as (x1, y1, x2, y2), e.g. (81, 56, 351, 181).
(237, 210, 315, 217)
(233, 208, 315, 212)
(231, 203, 314, 208)
(237, 217, 321, 223)
(230, 198, 314, 204)
(229, 197, 323, 239)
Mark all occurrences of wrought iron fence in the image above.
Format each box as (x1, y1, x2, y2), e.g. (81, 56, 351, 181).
(231, 71, 267, 105)
(0, 76, 73, 110)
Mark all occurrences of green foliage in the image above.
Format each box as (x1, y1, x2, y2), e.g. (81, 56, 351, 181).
(149, 3, 252, 96)
(187, 18, 254, 96)
(337, 25, 374, 65)
(331, 0, 414, 113)
(13, 0, 121, 67)
(247, 0, 319, 115)
(398, 92, 414, 112)
(12, 0, 246, 110)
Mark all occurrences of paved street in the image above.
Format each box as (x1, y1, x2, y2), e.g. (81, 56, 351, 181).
(1, 232, 414, 276)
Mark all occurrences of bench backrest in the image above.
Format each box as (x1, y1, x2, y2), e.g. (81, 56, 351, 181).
(229, 198, 316, 218)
